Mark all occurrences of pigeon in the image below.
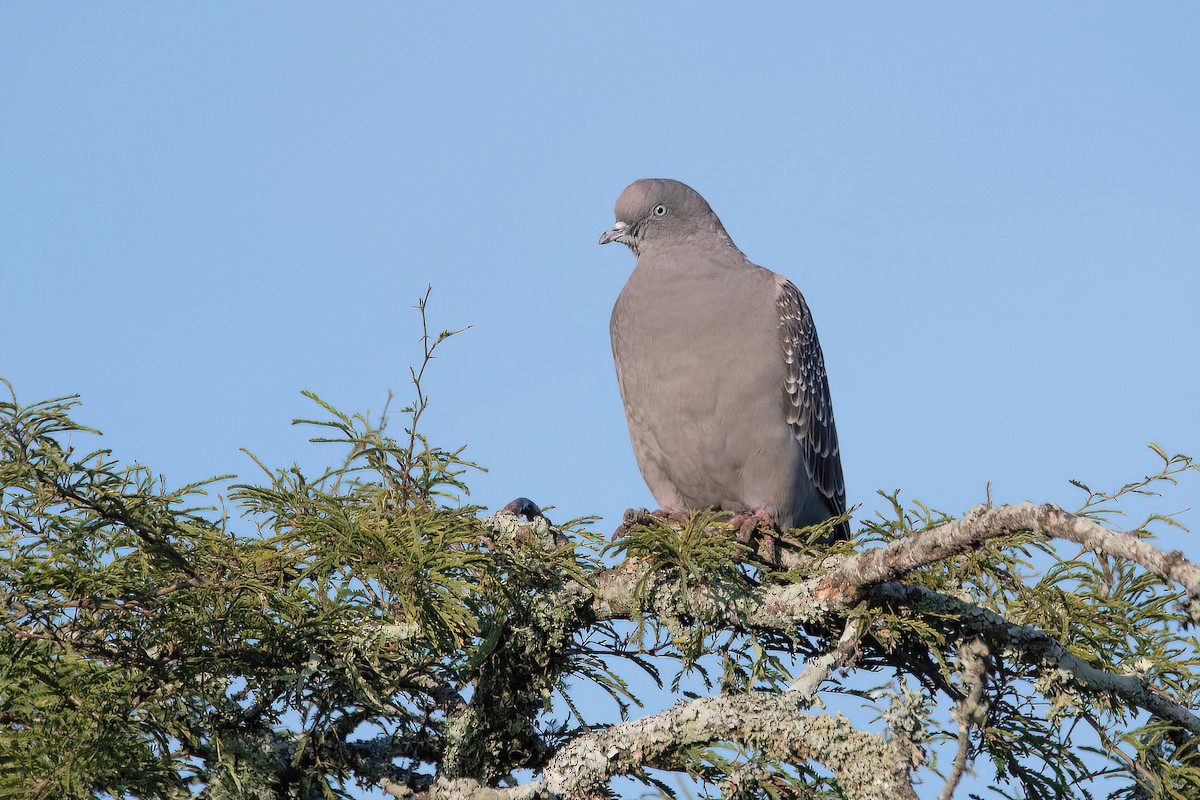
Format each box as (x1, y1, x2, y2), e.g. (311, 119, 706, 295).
(600, 178, 848, 542)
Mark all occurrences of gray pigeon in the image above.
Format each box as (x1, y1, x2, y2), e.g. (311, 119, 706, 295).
(601, 178, 848, 541)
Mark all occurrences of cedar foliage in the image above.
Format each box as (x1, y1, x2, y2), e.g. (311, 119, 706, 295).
(2, 297, 1198, 800)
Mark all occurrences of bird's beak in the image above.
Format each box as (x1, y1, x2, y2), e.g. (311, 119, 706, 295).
(598, 221, 628, 245)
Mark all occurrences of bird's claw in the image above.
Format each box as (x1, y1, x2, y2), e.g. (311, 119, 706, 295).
(500, 497, 544, 521)
(613, 507, 691, 539)
(730, 509, 780, 564)
(651, 508, 693, 524)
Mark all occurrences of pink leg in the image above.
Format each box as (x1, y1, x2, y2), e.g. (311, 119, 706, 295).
(613, 507, 691, 539)
(650, 507, 693, 524)
(730, 509, 780, 564)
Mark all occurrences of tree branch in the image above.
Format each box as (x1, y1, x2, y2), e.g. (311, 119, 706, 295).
(790, 616, 863, 701)
(537, 693, 917, 800)
(429, 693, 918, 800)
(873, 583, 1200, 736)
(937, 639, 989, 800)
(341, 737, 436, 798)
(586, 548, 1200, 735)
(821, 502, 1200, 605)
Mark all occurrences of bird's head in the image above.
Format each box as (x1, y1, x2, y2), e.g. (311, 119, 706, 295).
(599, 178, 733, 255)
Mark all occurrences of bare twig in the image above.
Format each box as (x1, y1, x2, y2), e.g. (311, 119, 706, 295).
(937, 639, 989, 800)
(790, 616, 863, 701)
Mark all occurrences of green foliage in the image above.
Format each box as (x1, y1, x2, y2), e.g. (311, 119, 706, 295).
(0, 295, 607, 799)
(2, 295, 1198, 800)
(609, 509, 743, 601)
(608, 511, 811, 699)
(849, 452, 1200, 800)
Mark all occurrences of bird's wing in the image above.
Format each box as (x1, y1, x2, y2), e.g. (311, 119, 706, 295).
(776, 277, 847, 526)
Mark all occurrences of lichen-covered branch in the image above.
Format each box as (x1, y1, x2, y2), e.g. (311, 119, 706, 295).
(937, 639, 989, 800)
(535, 693, 918, 800)
(440, 557, 596, 783)
(790, 617, 863, 701)
(583, 541, 1200, 735)
(822, 502, 1200, 605)
(872, 582, 1200, 735)
(428, 694, 918, 800)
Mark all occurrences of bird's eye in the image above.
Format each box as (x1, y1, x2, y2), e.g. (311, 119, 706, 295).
(653, 204, 668, 217)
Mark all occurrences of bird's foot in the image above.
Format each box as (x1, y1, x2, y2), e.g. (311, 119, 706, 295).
(500, 497, 544, 521)
(613, 507, 691, 539)
(730, 509, 781, 564)
(650, 507, 692, 524)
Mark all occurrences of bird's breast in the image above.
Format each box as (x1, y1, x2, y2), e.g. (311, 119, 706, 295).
(611, 260, 794, 508)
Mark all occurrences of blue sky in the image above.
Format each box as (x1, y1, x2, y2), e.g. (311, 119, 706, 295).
(3, 4, 1198, 797)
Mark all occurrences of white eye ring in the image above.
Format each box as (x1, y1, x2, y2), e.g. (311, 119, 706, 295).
(653, 204, 668, 217)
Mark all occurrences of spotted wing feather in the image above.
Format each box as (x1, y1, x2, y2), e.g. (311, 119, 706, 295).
(777, 278, 848, 537)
